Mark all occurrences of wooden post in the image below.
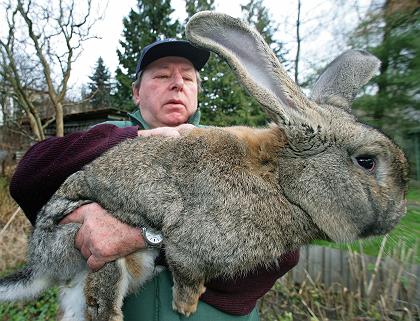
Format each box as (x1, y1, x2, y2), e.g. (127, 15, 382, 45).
(414, 134, 420, 181)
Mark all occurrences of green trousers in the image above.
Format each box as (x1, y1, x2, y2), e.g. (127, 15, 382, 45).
(122, 270, 260, 321)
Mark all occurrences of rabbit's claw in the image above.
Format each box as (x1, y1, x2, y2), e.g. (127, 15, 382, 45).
(172, 282, 206, 316)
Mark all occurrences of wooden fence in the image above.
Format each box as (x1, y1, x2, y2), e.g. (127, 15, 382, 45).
(289, 245, 420, 306)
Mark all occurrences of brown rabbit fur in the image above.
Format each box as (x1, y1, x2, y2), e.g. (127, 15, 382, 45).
(0, 11, 408, 321)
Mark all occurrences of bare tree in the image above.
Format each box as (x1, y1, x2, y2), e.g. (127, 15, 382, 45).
(290, 0, 376, 87)
(294, 0, 301, 84)
(0, 0, 101, 140)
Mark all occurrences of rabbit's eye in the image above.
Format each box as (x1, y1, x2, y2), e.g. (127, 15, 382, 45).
(355, 156, 376, 172)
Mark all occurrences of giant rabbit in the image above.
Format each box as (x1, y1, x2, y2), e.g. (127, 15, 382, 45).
(0, 11, 408, 321)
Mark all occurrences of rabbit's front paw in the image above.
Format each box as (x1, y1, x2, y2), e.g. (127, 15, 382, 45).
(172, 282, 206, 316)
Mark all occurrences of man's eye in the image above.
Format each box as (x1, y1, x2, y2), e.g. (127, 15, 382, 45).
(155, 75, 169, 79)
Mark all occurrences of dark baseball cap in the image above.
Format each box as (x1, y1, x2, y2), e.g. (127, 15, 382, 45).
(135, 38, 210, 79)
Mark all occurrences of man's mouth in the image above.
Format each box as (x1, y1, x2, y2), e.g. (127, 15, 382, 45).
(166, 99, 184, 106)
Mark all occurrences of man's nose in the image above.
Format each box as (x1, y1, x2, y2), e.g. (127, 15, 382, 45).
(170, 72, 184, 91)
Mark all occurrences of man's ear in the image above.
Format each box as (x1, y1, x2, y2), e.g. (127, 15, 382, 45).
(132, 83, 141, 105)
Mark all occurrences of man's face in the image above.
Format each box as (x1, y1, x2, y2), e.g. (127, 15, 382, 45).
(133, 56, 199, 128)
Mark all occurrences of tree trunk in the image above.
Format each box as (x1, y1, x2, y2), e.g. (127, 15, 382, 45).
(55, 103, 64, 137)
(28, 112, 45, 141)
(294, 0, 302, 85)
(373, 0, 392, 129)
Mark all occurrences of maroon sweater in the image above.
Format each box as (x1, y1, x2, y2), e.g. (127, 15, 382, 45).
(9, 123, 299, 315)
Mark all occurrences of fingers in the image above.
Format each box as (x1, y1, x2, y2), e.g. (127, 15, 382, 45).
(160, 128, 181, 137)
(80, 246, 91, 261)
(58, 207, 85, 224)
(138, 125, 196, 137)
(138, 127, 175, 137)
(87, 255, 106, 272)
(76, 228, 90, 257)
(76, 224, 106, 272)
(177, 124, 195, 129)
(59, 202, 146, 272)
(176, 124, 195, 134)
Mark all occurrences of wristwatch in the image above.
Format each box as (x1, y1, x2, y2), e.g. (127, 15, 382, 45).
(141, 227, 163, 248)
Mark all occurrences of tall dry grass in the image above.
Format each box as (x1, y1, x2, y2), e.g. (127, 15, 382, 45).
(0, 167, 31, 274)
(260, 239, 420, 321)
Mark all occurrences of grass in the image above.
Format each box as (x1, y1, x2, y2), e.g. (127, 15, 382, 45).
(0, 267, 58, 321)
(0, 173, 57, 321)
(260, 268, 420, 321)
(407, 183, 420, 200)
(0, 175, 31, 273)
(0, 286, 58, 321)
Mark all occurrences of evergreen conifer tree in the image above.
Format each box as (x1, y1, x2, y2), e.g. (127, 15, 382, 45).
(350, 0, 419, 133)
(114, 0, 180, 110)
(185, 0, 215, 16)
(87, 57, 112, 109)
(185, 0, 286, 126)
(241, 0, 288, 66)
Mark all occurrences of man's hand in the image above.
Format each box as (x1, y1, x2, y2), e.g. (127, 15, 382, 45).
(138, 124, 195, 137)
(58, 125, 193, 271)
(59, 203, 145, 271)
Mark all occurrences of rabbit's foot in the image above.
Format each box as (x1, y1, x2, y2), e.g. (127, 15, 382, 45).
(85, 295, 99, 321)
(172, 280, 206, 316)
(85, 297, 123, 321)
(84, 262, 125, 321)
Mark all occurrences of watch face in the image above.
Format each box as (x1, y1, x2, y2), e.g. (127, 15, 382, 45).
(145, 229, 163, 245)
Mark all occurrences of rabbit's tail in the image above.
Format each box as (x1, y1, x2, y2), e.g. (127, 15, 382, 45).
(0, 267, 52, 301)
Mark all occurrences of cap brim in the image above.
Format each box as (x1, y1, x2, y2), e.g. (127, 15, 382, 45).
(138, 41, 210, 74)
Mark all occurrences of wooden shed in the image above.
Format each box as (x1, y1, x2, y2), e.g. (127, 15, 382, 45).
(44, 107, 129, 136)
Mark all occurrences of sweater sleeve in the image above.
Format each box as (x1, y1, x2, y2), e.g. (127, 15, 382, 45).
(9, 124, 139, 225)
(200, 249, 300, 315)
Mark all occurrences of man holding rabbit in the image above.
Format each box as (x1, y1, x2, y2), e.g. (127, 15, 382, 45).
(10, 38, 299, 320)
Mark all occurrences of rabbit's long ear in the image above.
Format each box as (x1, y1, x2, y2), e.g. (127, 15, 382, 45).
(186, 11, 315, 125)
(310, 50, 380, 112)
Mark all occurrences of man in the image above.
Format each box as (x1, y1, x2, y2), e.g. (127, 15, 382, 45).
(10, 39, 299, 320)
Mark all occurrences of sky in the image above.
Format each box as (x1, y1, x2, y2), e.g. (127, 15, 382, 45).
(0, 0, 373, 125)
(64, 0, 371, 95)
(69, 0, 342, 90)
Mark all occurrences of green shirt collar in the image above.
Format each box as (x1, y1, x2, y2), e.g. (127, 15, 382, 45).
(128, 109, 201, 129)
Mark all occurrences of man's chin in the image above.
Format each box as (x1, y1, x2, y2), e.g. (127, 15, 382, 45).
(162, 114, 190, 127)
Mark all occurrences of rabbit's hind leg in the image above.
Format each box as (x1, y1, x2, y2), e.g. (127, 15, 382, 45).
(84, 260, 126, 321)
(171, 268, 206, 317)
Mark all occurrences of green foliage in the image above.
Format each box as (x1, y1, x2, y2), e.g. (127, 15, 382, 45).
(184, 0, 215, 19)
(0, 176, 7, 189)
(407, 183, 420, 200)
(198, 57, 269, 126)
(87, 57, 112, 109)
(0, 288, 58, 321)
(350, 3, 420, 135)
(241, 0, 289, 69)
(184, 0, 288, 127)
(114, 0, 180, 110)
